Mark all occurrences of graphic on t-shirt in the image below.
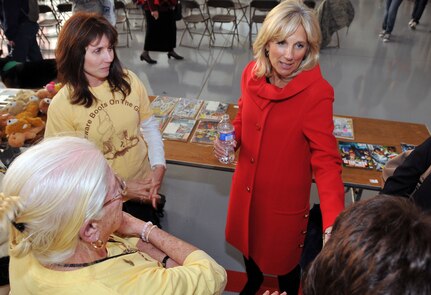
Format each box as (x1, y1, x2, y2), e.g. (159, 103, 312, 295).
(94, 109, 139, 160)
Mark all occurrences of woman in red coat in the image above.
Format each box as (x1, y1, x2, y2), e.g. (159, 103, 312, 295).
(214, 1, 345, 294)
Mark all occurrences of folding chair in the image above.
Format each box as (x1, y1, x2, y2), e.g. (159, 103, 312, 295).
(114, 0, 133, 47)
(231, 0, 249, 25)
(180, 0, 213, 48)
(56, 3, 72, 29)
(38, 4, 61, 45)
(206, 0, 239, 47)
(125, 1, 145, 31)
(248, 0, 279, 47)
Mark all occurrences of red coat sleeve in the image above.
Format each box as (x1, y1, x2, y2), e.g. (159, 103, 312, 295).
(303, 85, 345, 229)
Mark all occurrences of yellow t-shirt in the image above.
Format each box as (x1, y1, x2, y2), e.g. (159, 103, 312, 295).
(10, 236, 227, 294)
(45, 71, 153, 180)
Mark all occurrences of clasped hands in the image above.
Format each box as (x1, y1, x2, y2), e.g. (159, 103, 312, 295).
(126, 165, 165, 209)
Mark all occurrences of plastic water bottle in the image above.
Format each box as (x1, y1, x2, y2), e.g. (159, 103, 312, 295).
(217, 114, 235, 164)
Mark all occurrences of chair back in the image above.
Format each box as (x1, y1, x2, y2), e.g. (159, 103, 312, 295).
(56, 3, 72, 13)
(182, 0, 201, 10)
(207, 0, 235, 9)
(38, 4, 55, 15)
(250, 0, 279, 11)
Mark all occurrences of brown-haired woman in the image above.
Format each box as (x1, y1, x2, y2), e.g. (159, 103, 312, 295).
(45, 12, 166, 223)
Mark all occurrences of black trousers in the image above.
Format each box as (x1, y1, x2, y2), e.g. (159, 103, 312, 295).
(241, 256, 301, 295)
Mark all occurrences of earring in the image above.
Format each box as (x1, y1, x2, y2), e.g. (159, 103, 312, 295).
(265, 50, 269, 57)
(91, 239, 104, 249)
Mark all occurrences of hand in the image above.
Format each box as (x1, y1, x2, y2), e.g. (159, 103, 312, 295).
(115, 211, 145, 237)
(263, 291, 286, 295)
(323, 226, 333, 246)
(213, 138, 237, 159)
(150, 165, 166, 208)
(151, 11, 159, 20)
(126, 178, 153, 202)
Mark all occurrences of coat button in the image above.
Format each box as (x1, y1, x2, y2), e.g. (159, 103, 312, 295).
(246, 186, 250, 192)
(304, 214, 309, 218)
(255, 123, 261, 130)
(302, 230, 307, 235)
(299, 244, 304, 248)
(250, 157, 255, 163)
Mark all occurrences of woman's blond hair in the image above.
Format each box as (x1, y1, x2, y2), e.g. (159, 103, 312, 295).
(253, 0, 321, 79)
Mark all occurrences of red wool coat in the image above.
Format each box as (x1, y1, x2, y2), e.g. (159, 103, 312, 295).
(225, 62, 345, 275)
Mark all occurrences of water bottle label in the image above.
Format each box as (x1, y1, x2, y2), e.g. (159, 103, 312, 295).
(219, 132, 235, 141)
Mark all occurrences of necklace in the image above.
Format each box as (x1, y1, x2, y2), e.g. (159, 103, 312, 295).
(52, 238, 139, 268)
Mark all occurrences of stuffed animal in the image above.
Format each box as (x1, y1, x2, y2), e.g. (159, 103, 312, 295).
(5, 117, 45, 148)
(0, 113, 13, 138)
(39, 98, 52, 114)
(5, 117, 44, 135)
(16, 96, 39, 119)
(14, 90, 37, 104)
(6, 101, 26, 116)
(35, 88, 54, 99)
(46, 81, 62, 94)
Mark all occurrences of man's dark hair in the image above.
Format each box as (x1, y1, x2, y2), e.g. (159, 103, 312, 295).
(303, 195, 431, 295)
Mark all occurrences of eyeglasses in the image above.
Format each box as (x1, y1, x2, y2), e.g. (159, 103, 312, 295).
(103, 175, 127, 208)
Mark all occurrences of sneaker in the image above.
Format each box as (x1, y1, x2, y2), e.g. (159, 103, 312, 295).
(378, 30, 386, 38)
(382, 33, 391, 42)
(408, 19, 414, 26)
(409, 21, 417, 30)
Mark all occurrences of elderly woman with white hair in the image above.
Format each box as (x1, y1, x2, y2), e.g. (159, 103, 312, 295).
(0, 136, 226, 294)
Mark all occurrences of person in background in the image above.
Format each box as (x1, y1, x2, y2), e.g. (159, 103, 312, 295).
(381, 136, 431, 210)
(139, 0, 183, 64)
(302, 195, 431, 295)
(45, 12, 166, 225)
(408, 0, 428, 29)
(71, 0, 116, 25)
(214, 0, 345, 294)
(0, 136, 227, 294)
(0, 0, 43, 62)
(379, 0, 404, 42)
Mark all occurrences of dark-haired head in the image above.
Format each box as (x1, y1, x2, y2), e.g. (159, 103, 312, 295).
(56, 12, 130, 107)
(303, 195, 431, 295)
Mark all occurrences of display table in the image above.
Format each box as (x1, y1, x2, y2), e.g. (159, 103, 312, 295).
(152, 96, 431, 200)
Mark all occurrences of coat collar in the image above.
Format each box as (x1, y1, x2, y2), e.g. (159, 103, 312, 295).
(247, 63, 322, 110)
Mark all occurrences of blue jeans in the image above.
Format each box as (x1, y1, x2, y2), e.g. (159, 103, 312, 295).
(382, 0, 404, 33)
(10, 21, 43, 62)
(411, 0, 429, 22)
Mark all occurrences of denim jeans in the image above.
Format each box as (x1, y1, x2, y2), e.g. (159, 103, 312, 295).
(382, 0, 404, 33)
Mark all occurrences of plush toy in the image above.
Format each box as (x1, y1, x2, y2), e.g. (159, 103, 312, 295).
(16, 96, 39, 119)
(35, 88, 53, 99)
(39, 98, 52, 114)
(0, 113, 13, 138)
(5, 117, 44, 135)
(5, 117, 45, 148)
(6, 101, 25, 116)
(14, 90, 37, 104)
(45, 81, 62, 94)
